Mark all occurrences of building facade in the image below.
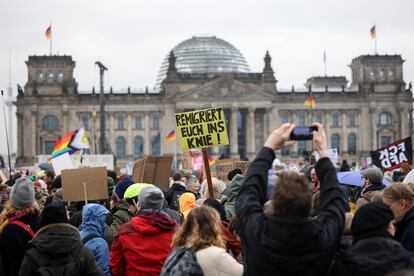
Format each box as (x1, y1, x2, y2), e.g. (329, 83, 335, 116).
(15, 36, 413, 167)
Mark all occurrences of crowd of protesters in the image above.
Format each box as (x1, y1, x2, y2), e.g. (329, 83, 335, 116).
(1, 122, 414, 275)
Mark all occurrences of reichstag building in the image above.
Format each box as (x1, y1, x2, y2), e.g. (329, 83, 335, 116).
(15, 35, 413, 167)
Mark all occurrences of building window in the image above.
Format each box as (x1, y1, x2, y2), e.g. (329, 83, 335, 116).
(348, 133, 357, 154)
(47, 70, 54, 81)
(281, 113, 289, 123)
(281, 148, 289, 156)
(135, 113, 143, 129)
(57, 71, 64, 82)
(380, 136, 392, 148)
(117, 114, 125, 129)
(151, 134, 161, 156)
(315, 114, 323, 124)
(388, 68, 394, 79)
(37, 71, 44, 82)
(380, 68, 385, 78)
(45, 141, 56, 154)
(332, 114, 340, 127)
(152, 113, 160, 129)
(298, 141, 306, 154)
(41, 115, 60, 131)
(298, 114, 306, 126)
(379, 112, 392, 126)
(331, 134, 340, 153)
(348, 114, 356, 127)
(116, 137, 126, 159)
(370, 68, 376, 80)
(134, 136, 144, 159)
(81, 115, 90, 130)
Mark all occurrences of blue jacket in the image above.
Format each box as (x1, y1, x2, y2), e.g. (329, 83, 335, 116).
(80, 203, 111, 276)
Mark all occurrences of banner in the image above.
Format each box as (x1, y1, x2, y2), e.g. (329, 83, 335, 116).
(371, 137, 412, 171)
(174, 107, 229, 151)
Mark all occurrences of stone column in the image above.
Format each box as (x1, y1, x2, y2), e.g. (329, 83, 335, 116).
(62, 106, 69, 134)
(360, 107, 370, 153)
(31, 111, 38, 156)
(109, 112, 115, 154)
(370, 108, 377, 150)
(230, 107, 239, 158)
(263, 109, 269, 140)
(410, 109, 413, 137)
(399, 108, 407, 139)
(144, 112, 151, 155)
(127, 112, 133, 158)
(246, 107, 256, 160)
(325, 111, 331, 147)
(17, 112, 24, 157)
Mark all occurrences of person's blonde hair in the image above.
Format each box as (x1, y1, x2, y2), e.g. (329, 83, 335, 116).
(172, 206, 225, 250)
(201, 178, 224, 199)
(383, 183, 414, 206)
(4, 200, 40, 218)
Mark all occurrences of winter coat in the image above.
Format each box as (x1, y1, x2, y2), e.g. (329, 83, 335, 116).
(355, 184, 385, 210)
(35, 190, 48, 212)
(236, 147, 346, 276)
(196, 246, 243, 276)
(166, 182, 187, 211)
(395, 206, 414, 252)
(225, 174, 244, 220)
(19, 223, 103, 276)
(110, 200, 132, 237)
(179, 192, 196, 220)
(110, 210, 177, 276)
(80, 204, 111, 276)
(330, 237, 414, 276)
(0, 213, 41, 276)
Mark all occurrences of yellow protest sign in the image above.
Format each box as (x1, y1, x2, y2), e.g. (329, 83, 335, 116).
(175, 107, 229, 150)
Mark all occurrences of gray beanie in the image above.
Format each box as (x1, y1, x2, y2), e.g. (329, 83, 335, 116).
(361, 167, 383, 185)
(138, 186, 164, 210)
(10, 177, 35, 209)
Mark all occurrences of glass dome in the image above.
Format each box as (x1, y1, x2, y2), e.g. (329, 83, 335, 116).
(155, 35, 250, 89)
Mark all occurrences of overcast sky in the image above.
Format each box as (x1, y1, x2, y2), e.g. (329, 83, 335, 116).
(0, 0, 413, 155)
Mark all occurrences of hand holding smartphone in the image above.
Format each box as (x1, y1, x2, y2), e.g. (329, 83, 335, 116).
(289, 126, 318, 141)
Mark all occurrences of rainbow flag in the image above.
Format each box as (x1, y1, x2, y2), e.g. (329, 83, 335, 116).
(370, 25, 376, 39)
(166, 130, 176, 142)
(304, 92, 316, 108)
(70, 128, 90, 150)
(45, 25, 52, 39)
(51, 130, 77, 158)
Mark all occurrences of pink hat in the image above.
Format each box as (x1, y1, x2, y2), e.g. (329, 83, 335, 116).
(34, 179, 47, 190)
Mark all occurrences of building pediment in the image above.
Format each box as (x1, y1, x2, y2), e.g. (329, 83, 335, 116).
(173, 77, 275, 101)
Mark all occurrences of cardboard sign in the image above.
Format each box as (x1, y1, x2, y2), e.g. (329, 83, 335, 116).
(132, 156, 173, 191)
(175, 107, 229, 150)
(371, 137, 412, 171)
(210, 159, 249, 183)
(51, 153, 74, 175)
(236, 161, 250, 175)
(61, 166, 108, 201)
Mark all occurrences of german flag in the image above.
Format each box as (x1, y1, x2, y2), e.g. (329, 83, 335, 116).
(304, 91, 316, 108)
(166, 130, 176, 142)
(370, 25, 376, 39)
(208, 157, 216, 166)
(45, 25, 52, 39)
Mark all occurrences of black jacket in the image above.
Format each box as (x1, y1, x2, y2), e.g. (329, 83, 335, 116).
(395, 207, 414, 252)
(0, 213, 40, 276)
(166, 183, 187, 211)
(330, 237, 414, 276)
(18, 223, 103, 276)
(235, 147, 346, 276)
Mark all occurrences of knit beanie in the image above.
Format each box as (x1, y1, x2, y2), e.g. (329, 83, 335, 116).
(10, 177, 35, 209)
(352, 201, 394, 243)
(115, 176, 135, 199)
(361, 167, 383, 185)
(40, 201, 68, 227)
(138, 186, 164, 210)
(203, 198, 227, 221)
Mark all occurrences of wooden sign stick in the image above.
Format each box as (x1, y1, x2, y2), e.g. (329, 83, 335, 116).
(82, 182, 88, 204)
(202, 148, 214, 199)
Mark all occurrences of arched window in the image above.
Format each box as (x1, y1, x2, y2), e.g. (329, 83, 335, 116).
(117, 114, 125, 129)
(151, 134, 161, 156)
(332, 114, 340, 127)
(135, 113, 143, 129)
(57, 71, 64, 82)
(370, 67, 376, 80)
(315, 113, 323, 124)
(152, 113, 160, 129)
(331, 134, 340, 153)
(348, 133, 357, 154)
(348, 113, 356, 127)
(379, 112, 392, 125)
(81, 115, 90, 130)
(281, 113, 289, 123)
(133, 136, 144, 158)
(116, 137, 126, 159)
(41, 115, 60, 131)
(298, 141, 307, 154)
(37, 71, 45, 82)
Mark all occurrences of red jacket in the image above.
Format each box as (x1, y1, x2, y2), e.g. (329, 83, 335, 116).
(110, 210, 177, 276)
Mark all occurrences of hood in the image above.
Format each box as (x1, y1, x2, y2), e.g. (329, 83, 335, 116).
(341, 237, 412, 274)
(225, 174, 244, 218)
(33, 223, 82, 255)
(173, 181, 186, 189)
(363, 183, 385, 194)
(179, 192, 196, 214)
(131, 210, 177, 234)
(80, 203, 109, 239)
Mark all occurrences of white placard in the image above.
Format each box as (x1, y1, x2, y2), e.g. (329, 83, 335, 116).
(315, 148, 339, 165)
(51, 153, 74, 175)
(81, 155, 114, 170)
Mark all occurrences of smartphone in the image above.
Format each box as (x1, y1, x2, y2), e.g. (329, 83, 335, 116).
(289, 126, 317, 140)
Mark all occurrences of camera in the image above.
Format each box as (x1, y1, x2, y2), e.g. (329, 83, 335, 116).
(289, 126, 317, 141)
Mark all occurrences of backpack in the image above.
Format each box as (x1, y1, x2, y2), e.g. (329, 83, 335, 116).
(169, 190, 184, 211)
(160, 247, 204, 276)
(25, 247, 81, 276)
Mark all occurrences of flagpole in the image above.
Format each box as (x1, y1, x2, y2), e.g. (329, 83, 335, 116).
(174, 141, 177, 168)
(323, 51, 327, 77)
(375, 35, 377, 55)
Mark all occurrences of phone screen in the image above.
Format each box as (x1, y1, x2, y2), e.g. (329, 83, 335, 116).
(290, 127, 315, 140)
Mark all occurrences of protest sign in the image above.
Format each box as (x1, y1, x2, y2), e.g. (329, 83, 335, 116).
(82, 154, 114, 170)
(51, 152, 74, 175)
(174, 107, 229, 151)
(61, 166, 108, 202)
(211, 159, 250, 183)
(0, 169, 7, 183)
(314, 148, 339, 165)
(371, 137, 412, 171)
(132, 156, 173, 191)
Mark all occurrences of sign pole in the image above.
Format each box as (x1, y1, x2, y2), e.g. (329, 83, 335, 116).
(202, 148, 214, 199)
(82, 182, 88, 204)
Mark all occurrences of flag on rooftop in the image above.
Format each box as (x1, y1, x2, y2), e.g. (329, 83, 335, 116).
(304, 91, 316, 108)
(45, 25, 52, 39)
(370, 25, 376, 39)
